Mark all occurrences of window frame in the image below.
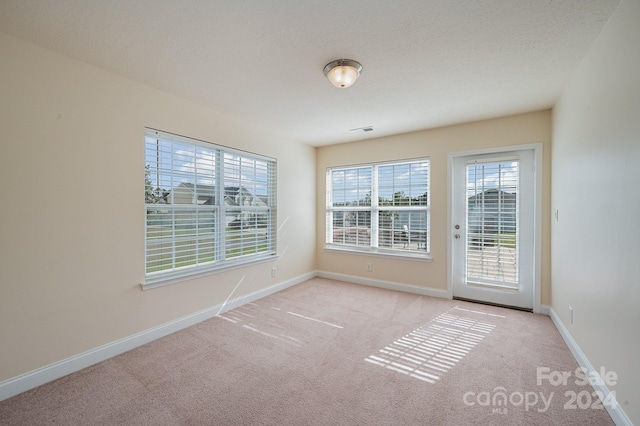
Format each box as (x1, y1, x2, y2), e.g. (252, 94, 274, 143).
(325, 158, 431, 260)
(143, 128, 277, 289)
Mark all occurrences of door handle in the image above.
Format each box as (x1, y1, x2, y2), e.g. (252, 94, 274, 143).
(455, 234, 461, 239)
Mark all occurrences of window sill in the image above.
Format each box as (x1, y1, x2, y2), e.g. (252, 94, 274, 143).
(324, 245, 432, 262)
(141, 254, 279, 290)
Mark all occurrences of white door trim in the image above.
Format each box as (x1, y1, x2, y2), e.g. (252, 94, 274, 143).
(447, 143, 542, 313)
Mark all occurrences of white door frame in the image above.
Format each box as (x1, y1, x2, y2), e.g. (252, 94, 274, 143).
(447, 143, 543, 313)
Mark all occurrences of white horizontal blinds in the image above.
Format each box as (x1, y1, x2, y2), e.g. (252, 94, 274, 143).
(265, 160, 277, 253)
(330, 167, 372, 247)
(465, 160, 519, 287)
(327, 158, 430, 254)
(223, 153, 275, 259)
(377, 161, 430, 252)
(145, 133, 218, 274)
(331, 167, 372, 207)
(144, 129, 276, 280)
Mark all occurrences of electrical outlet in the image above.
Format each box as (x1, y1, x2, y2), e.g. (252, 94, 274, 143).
(271, 267, 277, 277)
(569, 306, 573, 324)
(366, 263, 372, 272)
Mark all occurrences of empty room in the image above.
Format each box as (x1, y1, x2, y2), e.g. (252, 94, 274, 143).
(0, 1, 638, 425)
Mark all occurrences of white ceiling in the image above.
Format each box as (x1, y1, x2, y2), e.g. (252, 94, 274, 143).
(0, 0, 621, 146)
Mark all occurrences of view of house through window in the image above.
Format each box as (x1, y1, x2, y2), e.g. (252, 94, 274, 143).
(326, 159, 430, 256)
(144, 129, 276, 284)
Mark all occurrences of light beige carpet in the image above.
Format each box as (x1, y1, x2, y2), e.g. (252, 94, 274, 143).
(0, 278, 614, 425)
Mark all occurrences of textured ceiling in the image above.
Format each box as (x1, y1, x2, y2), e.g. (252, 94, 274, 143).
(0, 0, 621, 146)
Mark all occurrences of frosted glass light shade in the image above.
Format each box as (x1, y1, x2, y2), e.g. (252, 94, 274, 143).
(323, 59, 362, 88)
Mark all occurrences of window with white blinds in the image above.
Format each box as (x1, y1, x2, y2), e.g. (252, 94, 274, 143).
(144, 129, 276, 287)
(326, 159, 430, 256)
(465, 160, 518, 287)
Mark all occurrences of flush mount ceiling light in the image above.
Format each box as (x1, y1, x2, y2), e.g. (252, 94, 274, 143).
(323, 59, 363, 88)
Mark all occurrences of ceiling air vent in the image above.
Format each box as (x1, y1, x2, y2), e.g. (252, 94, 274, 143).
(350, 126, 374, 133)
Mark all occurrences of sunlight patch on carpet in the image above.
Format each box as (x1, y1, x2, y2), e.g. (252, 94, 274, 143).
(286, 311, 344, 329)
(365, 306, 498, 383)
(239, 323, 302, 346)
(217, 302, 342, 345)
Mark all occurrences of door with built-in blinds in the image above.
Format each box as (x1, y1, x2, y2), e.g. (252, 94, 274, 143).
(451, 149, 535, 310)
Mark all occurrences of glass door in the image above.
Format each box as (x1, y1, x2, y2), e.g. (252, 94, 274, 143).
(451, 150, 535, 310)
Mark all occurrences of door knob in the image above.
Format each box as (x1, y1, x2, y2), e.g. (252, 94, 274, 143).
(455, 234, 461, 239)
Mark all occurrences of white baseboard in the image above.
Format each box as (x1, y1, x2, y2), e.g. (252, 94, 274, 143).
(539, 304, 552, 316)
(317, 270, 451, 299)
(546, 306, 632, 426)
(0, 271, 314, 402)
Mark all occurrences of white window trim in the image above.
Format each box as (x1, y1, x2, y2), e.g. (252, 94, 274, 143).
(324, 245, 432, 262)
(141, 254, 279, 290)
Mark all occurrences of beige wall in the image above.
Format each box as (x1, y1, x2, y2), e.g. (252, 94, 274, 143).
(552, 0, 639, 422)
(316, 111, 552, 303)
(0, 33, 316, 381)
